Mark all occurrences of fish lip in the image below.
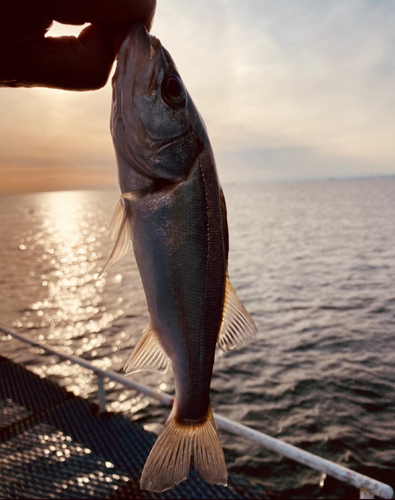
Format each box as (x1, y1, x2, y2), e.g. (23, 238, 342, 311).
(112, 25, 198, 182)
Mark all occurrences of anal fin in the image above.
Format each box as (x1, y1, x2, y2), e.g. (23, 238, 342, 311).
(217, 275, 258, 351)
(124, 325, 170, 374)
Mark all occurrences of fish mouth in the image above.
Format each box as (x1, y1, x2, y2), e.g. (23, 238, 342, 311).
(111, 24, 198, 183)
(114, 24, 161, 94)
(111, 24, 162, 171)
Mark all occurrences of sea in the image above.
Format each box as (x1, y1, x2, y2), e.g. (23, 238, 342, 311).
(1, 177, 394, 498)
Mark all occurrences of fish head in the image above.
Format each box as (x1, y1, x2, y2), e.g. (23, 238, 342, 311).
(112, 24, 205, 185)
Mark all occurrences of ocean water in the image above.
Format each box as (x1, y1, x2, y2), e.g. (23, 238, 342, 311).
(1, 178, 395, 498)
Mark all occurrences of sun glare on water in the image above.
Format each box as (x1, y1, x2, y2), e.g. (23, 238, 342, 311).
(13, 192, 117, 396)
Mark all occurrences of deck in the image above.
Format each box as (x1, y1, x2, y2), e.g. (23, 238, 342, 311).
(0, 355, 268, 499)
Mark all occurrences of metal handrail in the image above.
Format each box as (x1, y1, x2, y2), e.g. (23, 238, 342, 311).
(1, 326, 393, 499)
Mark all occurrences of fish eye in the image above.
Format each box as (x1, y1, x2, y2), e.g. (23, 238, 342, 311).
(161, 74, 186, 108)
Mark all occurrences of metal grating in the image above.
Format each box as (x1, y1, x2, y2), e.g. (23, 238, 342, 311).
(0, 356, 267, 499)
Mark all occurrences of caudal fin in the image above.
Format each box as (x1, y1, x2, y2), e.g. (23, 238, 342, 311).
(140, 406, 227, 492)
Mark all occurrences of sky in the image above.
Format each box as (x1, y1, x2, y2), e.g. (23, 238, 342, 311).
(1, 0, 395, 194)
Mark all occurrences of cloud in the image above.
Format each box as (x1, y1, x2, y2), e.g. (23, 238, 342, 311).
(0, 86, 118, 194)
(1, 0, 395, 193)
(153, 0, 395, 176)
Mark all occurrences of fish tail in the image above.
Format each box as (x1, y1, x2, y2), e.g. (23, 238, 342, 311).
(140, 405, 227, 492)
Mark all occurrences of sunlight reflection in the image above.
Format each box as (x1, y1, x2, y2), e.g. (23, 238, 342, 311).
(7, 190, 151, 419)
(21, 192, 117, 352)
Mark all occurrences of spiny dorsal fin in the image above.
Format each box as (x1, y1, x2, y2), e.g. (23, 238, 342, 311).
(98, 197, 131, 278)
(217, 275, 258, 351)
(124, 325, 170, 374)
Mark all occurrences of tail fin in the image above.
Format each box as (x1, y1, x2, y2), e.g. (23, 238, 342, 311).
(140, 406, 227, 492)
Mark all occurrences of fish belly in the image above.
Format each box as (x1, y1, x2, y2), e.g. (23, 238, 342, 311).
(131, 149, 227, 421)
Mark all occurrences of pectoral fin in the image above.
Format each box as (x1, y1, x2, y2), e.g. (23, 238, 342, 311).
(98, 189, 150, 278)
(98, 197, 131, 278)
(124, 325, 170, 374)
(217, 275, 258, 351)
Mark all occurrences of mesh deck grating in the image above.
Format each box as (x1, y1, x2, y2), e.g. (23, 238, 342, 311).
(0, 356, 268, 499)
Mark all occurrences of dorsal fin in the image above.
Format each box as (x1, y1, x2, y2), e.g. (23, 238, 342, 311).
(98, 197, 131, 278)
(217, 275, 258, 351)
(124, 325, 170, 374)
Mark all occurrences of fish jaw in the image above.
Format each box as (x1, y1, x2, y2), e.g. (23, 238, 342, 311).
(111, 24, 205, 190)
(111, 24, 159, 187)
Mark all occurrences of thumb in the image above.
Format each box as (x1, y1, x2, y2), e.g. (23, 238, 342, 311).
(3, 24, 124, 90)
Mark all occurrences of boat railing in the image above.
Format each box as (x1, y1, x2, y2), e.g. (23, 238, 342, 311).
(1, 326, 393, 500)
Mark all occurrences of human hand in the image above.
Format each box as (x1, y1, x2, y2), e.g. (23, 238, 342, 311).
(0, 0, 156, 90)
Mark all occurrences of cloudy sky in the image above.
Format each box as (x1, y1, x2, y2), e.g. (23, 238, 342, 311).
(1, 0, 395, 194)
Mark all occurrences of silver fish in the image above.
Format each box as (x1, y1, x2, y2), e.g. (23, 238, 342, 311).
(101, 24, 257, 492)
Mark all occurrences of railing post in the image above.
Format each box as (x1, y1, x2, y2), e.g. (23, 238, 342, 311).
(97, 374, 106, 413)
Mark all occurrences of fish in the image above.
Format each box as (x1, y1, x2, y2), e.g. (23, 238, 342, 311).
(101, 24, 257, 492)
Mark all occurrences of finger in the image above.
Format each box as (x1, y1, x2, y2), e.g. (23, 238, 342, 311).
(1, 0, 156, 48)
(52, 0, 156, 31)
(3, 24, 121, 90)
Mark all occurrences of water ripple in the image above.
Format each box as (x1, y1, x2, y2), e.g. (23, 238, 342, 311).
(1, 179, 395, 497)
